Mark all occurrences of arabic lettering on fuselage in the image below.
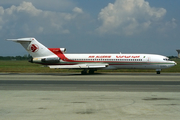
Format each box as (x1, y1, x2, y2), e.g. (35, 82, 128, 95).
(116, 56, 140, 58)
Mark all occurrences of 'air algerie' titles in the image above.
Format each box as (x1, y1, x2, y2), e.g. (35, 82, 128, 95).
(88, 55, 140, 58)
(116, 56, 140, 58)
(88, 56, 111, 58)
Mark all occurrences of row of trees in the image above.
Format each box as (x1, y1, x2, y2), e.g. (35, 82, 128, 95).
(168, 56, 178, 59)
(0, 55, 32, 60)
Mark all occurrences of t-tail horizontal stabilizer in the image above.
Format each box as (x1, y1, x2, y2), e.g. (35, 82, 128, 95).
(7, 38, 55, 58)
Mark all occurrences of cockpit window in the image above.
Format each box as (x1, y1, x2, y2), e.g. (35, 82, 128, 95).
(163, 58, 169, 61)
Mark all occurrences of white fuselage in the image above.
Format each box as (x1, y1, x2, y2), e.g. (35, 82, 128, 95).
(45, 53, 176, 70)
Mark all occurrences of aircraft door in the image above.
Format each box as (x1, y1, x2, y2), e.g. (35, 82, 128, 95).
(147, 56, 151, 62)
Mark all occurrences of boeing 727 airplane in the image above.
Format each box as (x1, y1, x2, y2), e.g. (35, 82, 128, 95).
(7, 38, 177, 74)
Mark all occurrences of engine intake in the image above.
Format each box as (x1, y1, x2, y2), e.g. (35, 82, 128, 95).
(48, 48, 66, 54)
(60, 48, 66, 53)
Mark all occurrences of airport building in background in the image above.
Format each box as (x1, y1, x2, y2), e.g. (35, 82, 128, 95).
(177, 49, 180, 58)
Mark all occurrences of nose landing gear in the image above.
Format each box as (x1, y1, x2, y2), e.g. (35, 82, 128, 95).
(156, 69, 161, 74)
(156, 71, 161, 74)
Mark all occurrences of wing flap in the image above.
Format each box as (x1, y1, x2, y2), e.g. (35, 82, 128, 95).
(48, 64, 109, 69)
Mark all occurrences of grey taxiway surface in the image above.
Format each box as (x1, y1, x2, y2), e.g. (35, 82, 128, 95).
(0, 73, 180, 120)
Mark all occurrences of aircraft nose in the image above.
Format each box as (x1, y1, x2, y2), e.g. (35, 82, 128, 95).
(172, 61, 177, 66)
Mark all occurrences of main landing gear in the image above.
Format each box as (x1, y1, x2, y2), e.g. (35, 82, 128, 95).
(81, 69, 96, 75)
(81, 70, 87, 75)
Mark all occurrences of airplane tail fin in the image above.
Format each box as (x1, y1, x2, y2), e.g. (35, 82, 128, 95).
(7, 38, 55, 58)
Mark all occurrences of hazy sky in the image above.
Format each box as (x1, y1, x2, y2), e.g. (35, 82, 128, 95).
(1, 0, 180, 56)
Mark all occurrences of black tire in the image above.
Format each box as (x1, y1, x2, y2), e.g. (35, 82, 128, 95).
(81, 71, 87, 75)
(89, 70, 94, 74)
(156, 71, 161, 74)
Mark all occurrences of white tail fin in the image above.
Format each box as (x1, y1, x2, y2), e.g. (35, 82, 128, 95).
(7, 38, 55, 58)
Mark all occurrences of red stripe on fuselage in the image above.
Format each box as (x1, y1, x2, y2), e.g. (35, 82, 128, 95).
(48, 48, 66, 58)
(48, 48, 74, 62)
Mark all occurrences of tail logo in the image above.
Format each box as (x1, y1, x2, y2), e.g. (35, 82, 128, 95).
(30, 44, 39, 52)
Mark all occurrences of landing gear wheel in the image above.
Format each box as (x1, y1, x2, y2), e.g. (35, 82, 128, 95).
(81, 70, 87, 75)
(156, 69, 161, 74)
(89, 70, 94, 74)
(156, 71, 161, 74)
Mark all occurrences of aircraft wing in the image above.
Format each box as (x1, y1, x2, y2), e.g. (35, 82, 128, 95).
(48, 63, 109, 69)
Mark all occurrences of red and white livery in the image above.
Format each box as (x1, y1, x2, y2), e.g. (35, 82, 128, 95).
(7, 38, 177, 74)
